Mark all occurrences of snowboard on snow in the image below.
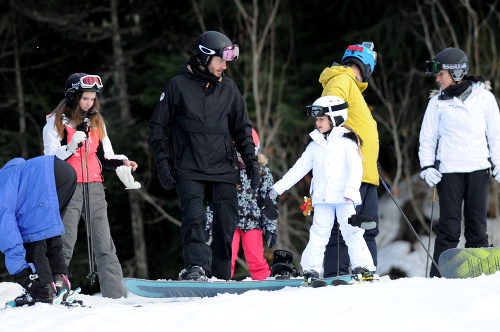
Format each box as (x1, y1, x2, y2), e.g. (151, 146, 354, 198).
(438, 247, 500, 279)
(122, 275, 355, 298)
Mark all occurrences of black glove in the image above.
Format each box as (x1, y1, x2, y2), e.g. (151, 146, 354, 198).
(264, 230, 277, 248)
(76, 121, 89, 138)
(348, 214, 377, 230)
(245, 160, 261, 190)
(157, 159, 175, 190)
(258, 197, 279, 220)
(14, 268, 50, 300)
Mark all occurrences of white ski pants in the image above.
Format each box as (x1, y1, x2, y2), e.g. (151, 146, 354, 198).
(300, 203, 375, 274)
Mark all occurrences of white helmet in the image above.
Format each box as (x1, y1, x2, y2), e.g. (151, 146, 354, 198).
(306, 95, 348, 127)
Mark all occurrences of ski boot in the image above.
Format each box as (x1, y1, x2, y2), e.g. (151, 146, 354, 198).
(352, 266, 374, 281)
(6, 292, 35, 307)
(7, 282, 56, 307)
(270, 250, 301, 279)
(179, 265, 208, 281)
(53, 274, 71, 301)
(303, 270, 320, 286)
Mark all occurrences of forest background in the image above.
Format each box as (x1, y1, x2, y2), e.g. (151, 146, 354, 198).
(1, 0, 500, 294)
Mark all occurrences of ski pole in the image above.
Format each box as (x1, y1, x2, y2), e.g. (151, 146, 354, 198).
(336, 220, 340, 277)
(378, 170, 440, 273)
(80, 139, 97, 284)
(425, 160, 440, 278)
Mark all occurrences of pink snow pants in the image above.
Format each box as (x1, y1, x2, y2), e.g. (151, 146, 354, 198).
(231, 229, 271, 280)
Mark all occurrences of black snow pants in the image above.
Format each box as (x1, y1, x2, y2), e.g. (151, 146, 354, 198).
(430, 169, 490, 277)
(176, 179, 238, 280)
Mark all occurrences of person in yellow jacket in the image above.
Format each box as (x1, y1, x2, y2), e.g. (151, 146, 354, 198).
(318, 42, 379, 277)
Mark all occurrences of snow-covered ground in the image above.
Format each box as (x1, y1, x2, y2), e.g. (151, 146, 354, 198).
(1, 272, 500, 331)
(2, 174, 499, 331)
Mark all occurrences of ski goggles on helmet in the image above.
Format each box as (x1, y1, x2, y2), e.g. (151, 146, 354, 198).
(79, 75, 103, 89)
(426, 61, 442, 74)
(221, 44, 239, 61)
(426, 61, 468, 75)
(306, 102, 349, 118)
(198, 44, 239, 61)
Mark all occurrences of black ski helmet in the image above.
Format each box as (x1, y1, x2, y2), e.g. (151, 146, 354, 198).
(195, 31, 239, 67)
(64, 73, 103, 108)
(427, 48, 469, 82)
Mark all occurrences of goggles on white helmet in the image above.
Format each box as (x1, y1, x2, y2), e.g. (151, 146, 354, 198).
(307, 95, 349, 128)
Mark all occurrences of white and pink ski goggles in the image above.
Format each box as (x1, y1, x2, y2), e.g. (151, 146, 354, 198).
(198, 44, 239, 61)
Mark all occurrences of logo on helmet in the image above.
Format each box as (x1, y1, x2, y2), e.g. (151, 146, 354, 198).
(442, 63, 467, 70)
(199, 45, 216, 55)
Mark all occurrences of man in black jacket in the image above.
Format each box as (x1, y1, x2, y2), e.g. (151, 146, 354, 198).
(148, 31, 260, 281)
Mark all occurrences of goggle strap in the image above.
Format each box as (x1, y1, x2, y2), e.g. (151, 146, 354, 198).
(327, 102, 348, 112)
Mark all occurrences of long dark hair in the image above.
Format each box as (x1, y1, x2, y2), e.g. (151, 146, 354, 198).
(50, 92, 106, 141)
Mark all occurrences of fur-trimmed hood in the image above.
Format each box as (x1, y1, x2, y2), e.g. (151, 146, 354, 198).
(257, 153, 268, 167)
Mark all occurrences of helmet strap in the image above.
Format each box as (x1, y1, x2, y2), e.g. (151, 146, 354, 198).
(333, 116, 345, 127)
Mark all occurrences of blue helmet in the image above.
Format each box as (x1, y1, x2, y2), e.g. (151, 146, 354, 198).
(341, 42, 377, 82)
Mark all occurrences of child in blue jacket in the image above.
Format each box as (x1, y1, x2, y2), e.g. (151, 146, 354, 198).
(0, 155, 77, 304)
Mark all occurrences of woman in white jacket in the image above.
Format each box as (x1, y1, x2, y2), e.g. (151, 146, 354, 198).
(270, 96, 375, 283)
(420, 48, 500, 277)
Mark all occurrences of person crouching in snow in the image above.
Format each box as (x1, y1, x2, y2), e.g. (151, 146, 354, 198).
(0, 156, 77, 304)
(269, 95, 375, 283)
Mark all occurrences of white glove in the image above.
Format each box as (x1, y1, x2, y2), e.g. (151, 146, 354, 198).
(116, 165, 141, 190)
(420, 168, 442, 187)
(492, 165, 500, 183)
(67, 131, 87, 155)
(269, 188, 279, 200)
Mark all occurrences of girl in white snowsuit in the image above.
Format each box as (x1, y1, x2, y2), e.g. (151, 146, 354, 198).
(270, 96, 375, 281)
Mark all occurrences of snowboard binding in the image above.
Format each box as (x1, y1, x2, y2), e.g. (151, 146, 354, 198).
(270, 249, 301, 279)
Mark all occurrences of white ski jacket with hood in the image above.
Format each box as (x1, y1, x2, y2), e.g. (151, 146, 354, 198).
(273, 126, 362, 206)
(419, 81, 500, 173)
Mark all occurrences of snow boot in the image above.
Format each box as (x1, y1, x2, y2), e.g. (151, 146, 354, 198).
(179, 265, 208, 281)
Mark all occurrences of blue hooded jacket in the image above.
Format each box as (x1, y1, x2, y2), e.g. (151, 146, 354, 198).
(0, 156, 64, 275)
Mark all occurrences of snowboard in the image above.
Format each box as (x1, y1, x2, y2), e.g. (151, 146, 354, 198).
(438, 247, 500, 279)
(122, 275, 354, 298)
